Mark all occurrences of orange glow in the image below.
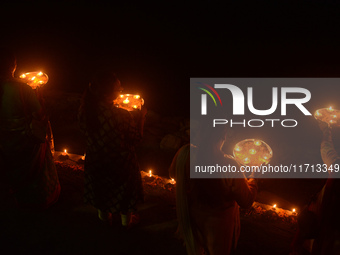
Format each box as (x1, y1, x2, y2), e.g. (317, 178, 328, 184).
(249, 149, 256, 155)
(273, 204, 277, 208)
(233, 139, 273, 167)
(170, 178, 176, 184)
(254, 140, 262, 146)
(315, 110, 321, 116)
(114, 94, 144, 111)
(243, 157, 250, 164)
(292, 208, 296, 213)
(19, 71, 48, 89)
(149, 170, 152, 177)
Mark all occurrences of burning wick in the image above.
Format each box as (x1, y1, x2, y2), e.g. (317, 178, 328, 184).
(120, 95, 124, 98)
(273, 204, 277, 210)
(20, 74, 26, 78)
(37, 72, 43, 76)
(148, 170, 152, 177)
(81, 153, 86, 160)
(254, 140, 262, 146)
(292, 208, 296, 214)
(243, 157, 250, 164)
(249, 149, 257, 155)
(170, 178, 176, 185)
(330, 120, 336, 124)
(62, 149, 68, 156)
(123, 97, 130, 104)
(331, 115, 337, 118)
(315, 110, 322, 117)
(134, 95, 140, 99)
(235, 146, 241, 152)
(328, 106, 334, 112)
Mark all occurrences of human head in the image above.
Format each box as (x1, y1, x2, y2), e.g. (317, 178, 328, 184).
(90, 70, 122, 101)
(0, 47, 17, 78)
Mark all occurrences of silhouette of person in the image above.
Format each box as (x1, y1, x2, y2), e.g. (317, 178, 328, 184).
(170, 124, 257, 255)
(78, 70, 146, 227)
(0, 48, 60, 210)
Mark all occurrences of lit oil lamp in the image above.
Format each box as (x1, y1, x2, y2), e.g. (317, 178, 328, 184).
(170, 178, 176, 185)
(314, 107, 340, 127)
(58, 149, 69, 160)
(148, 170, 152, 177)
(233, 139, 273, 167)
(113, 94, 144, 111)
(272, 204, 277, 210)
(19, 71, 48, 89)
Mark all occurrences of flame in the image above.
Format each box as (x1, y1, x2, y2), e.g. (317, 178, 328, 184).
(31, 76, 36, 81)
(134, 95, 140, 99)
(133, 105, 138, 109)
(292, 208, 296, 213)
(20, 74, 26, 78)
(328, 106, 334, 112)
(243, 157, 250, 164)
(254, 140, 262, 146)
(331, 115, 337, 118)
(123, 97, 130, 104)
(273, 204, 277, 208)
(64, 149, 67, 154)
(249, 149, 256, 155)
(330, 120, 336, 124)
(149, 170, 152, 177)
(120, 95, 124, 98)
(315, 110, 321, 116)
(37, 72, 43, 76)
(235, 146, 241, 152)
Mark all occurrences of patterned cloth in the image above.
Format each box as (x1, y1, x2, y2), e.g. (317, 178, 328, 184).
(78, 101, 143, 213)
(0, 79, 60, 210)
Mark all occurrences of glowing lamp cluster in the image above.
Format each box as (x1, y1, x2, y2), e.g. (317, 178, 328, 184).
(19, 71, 48, 89)
(314, 106, 340, 126)
(113, 94, 144, 111)
(233, 139, 273, 166)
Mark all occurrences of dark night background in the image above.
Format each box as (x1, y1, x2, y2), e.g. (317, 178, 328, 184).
(1, 1, 340, 254)
(1, 1, 340, 117)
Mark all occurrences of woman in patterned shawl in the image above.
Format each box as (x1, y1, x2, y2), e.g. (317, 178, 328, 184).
(0, 48, 60, 210)
(78, 71, 146, 227)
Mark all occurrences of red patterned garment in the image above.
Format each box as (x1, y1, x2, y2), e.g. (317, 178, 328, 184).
(78, 102, 144, 213)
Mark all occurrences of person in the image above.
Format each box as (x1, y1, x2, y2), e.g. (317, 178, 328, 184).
(290, 120, 340, 255)
(78, 71, 146, 228)
(169, 125, 258, 255)
(0, 48, 60, 210)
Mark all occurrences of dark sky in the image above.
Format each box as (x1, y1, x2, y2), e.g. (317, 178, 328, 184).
(1, 1, 340, 116)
